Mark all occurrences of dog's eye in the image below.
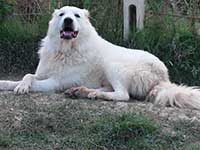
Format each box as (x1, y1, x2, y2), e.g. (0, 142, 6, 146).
(74, 14, 80, 18)
(59, 13, 64, 16)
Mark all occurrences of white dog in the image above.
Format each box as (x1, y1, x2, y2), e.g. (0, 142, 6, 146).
(0, 6, 200, 109)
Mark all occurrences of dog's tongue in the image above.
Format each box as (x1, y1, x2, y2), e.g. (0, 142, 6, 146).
(60, 31, 73, 39)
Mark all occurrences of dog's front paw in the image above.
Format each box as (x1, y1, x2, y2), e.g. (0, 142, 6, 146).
(14, 82, 30, 94)
(65, 86, 90, 98)
(64, 87, 78, 98)
(88, 92, 99, 100)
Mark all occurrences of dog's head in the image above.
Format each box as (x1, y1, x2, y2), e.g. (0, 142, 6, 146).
(48, 6, 90, 40)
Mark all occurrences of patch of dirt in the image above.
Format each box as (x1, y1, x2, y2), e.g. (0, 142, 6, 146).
(0, 91, 200, 132)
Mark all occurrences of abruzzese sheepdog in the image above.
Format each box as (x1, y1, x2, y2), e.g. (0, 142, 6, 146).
(0, 6, 200, 110)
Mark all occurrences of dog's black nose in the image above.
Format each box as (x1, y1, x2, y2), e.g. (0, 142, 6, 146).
(64, 17, 73, 25)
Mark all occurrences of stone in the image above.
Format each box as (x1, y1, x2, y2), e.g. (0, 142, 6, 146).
(123, 0, 145, 40)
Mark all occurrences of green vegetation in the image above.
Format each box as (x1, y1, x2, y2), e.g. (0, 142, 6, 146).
(130, 0, 200, 85)
(0, 17, 48, 74)
(0, 0, 15, 22)
(129, 17, 200, 85)
(0, 0, 199, 85)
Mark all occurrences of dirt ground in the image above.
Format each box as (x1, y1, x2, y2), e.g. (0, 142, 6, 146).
(1, 90, 200, 124)
(1, 92, 200, 133)
(0, 76, 200, 149)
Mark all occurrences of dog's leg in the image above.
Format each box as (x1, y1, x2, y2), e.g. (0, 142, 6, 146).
(87, 88, 130, 101)
(65, 86, 112, 98)
(65, 85, 129, 101)
(85, 63, 131, 101)
(14, 74, 59, 94)
(13, 74, 60, 93)
(0, 75, 59, 94)
(30, 78, 59, 92)
(0, 80, 20, 91)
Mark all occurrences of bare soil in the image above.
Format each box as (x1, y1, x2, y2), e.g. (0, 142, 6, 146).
(0, 76, 200, 149)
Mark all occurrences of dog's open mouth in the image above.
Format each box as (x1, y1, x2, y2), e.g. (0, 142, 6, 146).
(60, 27, 79, 40)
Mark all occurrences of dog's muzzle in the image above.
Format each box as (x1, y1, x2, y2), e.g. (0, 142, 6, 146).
(60, 17, 79, 40)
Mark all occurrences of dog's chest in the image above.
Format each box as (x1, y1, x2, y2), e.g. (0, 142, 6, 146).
(59, 62, 104, 88)
(39, 50, 104, 88)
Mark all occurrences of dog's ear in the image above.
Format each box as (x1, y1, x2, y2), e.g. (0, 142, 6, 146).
(52, 9, 59, 17)
(83, 9, 90, 19)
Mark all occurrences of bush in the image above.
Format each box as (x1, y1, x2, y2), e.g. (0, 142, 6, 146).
(127, 15, 200, 85)
(0, 1, 200, 86)
(0, 16, 49, 74)
(0, 0, 15, 22)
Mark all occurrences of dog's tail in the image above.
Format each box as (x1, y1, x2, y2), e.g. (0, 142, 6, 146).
(0, 80, 20, 91)
(147, 81, 200, 110)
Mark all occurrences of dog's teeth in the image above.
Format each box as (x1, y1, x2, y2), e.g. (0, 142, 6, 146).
(63, 31, 71, 36)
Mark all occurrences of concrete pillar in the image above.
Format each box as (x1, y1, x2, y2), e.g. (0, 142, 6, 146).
(123, 0, 145, 40)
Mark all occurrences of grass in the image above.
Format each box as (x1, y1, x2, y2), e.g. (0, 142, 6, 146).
(0, 94, 199, 150)
(0, 114, 194, 150)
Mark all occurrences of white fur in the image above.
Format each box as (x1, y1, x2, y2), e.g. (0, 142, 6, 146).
(0, 6, 200, 110)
